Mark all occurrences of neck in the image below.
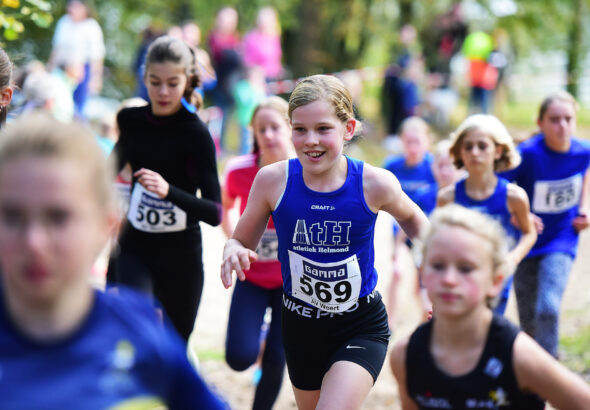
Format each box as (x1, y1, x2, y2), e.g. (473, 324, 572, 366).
(432, 306, 493, 348)
(545, 136, 571, 153)
(4, 279, 94, 342)
(465, 171, 497, 199)
(259, 151, 285, 168)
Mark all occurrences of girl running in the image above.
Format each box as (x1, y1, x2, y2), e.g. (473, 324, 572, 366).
(109, 35, 222, 341)
(222, 96, 291, 410)
(390, 204, 590, 409)
(0, 47, 13, 129)
(438, 114, 537, 314)
(500, 91, 590, 357)
(0, 114, 227, 409)
(221, 74, 428, 410)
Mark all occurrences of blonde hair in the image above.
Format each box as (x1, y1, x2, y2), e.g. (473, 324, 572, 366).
(433, 138, 452, 159)
(399, 116, 432, 142)
(250, 96, 290, 154)
(289, 74, 361, 139)
(422, 204, 511, 282)
(0, 113, 115, 213)
(449, 114, 520, 172)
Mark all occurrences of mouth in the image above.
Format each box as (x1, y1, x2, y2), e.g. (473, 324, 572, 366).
(24, 264, 50, 283)
(305, 151, 325, 159)
(439, 292, 459, 302)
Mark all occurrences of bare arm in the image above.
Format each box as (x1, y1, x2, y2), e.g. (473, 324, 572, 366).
(506, 183, 537, 265)
(390, 338, 419, 410)
(514, 332, 590, 409)
(573, 167, 590, 232)
(220, 162, 286, 288)
(221, 185, 238, 238)
(436, 184, 455, 208)
(363, 164, 429, 241)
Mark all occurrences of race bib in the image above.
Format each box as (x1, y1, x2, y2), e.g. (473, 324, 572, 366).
(127, 183, 187, 233)
(256, 229, 278, 261)
(289, 250, 361, 313)
(532, 174, 582, 214)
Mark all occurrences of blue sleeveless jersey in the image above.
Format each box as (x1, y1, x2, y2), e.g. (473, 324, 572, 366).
(500, 134, 590, 258)
(0, 287, 227, 409)
(383, 153, 435, 203)
(455, 177, 520, 248)
(272, 157, 378, 306)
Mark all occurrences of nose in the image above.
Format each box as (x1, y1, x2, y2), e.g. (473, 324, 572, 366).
(24, 222, 48, 253)
(303, 131, 319, 146)
(441, 267, 458, 286)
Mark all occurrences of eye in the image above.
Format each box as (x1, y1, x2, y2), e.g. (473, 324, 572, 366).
(293, 127, 305, 133)
(478, 142, 488, 151)
(0, 206, 25, 229)
(457, 263, 474, 274)
(429, 260, 446, 271)
(45, 209, 71, 228)
(168, 82, 179, 88)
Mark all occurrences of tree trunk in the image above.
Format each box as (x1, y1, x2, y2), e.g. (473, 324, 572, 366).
(566, 0, 583, 97)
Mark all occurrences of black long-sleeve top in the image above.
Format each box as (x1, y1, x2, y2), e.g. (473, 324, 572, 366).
(112, 105, 222, 232)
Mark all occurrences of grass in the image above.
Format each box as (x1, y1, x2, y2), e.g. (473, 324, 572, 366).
(560, 324, 590, 381)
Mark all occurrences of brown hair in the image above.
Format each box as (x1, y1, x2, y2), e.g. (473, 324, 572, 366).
(537, 90, 578, 123)
(288, 74, 362, 142)
(144, 35, 201, 108)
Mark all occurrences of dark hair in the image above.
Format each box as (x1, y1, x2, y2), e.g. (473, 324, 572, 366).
(0, 47, 12, 128)
(144, 35, 201, 107)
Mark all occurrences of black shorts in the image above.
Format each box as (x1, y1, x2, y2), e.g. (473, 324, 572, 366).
(281, 290, 390, 391)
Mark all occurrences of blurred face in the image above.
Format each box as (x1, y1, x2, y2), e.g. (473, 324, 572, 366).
(67, 1, 88, 22)
(432, 154, 458, 188)
(538, 99, 576, 152)
(460, 129, 501, 173)
(252, 108, 291, 161)
(291, 99, 355, 177)
(145, 62, 187, 116)
(0, 156, 109, 307)
(401, 127, 429, 166)
(422, 225, 501, 317)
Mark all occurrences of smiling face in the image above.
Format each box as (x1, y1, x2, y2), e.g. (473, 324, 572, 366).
(538, 98, 577, 152)
(459, 129, 502, 174)
(145, 62, 187, 116)
(0, 156, 110, 308)
(290, 99, 355, 178)
(422, 224, 501, 317)
(252, 107, 291, 162)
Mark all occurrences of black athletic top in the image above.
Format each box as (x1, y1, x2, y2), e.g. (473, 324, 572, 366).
(406, 315, 545, 409)
(112, 104, 221, 236)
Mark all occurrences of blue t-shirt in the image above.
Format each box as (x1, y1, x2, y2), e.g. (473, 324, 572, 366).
(272, 157, 378, 311)
(455, 177, 520, 248)
(500, 134, 590, 258)
(0, 287, 228, 410)
(414, 182, 438, 216)
(383, 153, 435, 235)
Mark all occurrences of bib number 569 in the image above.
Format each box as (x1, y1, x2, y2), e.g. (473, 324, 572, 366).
(299, 276, 352, 303)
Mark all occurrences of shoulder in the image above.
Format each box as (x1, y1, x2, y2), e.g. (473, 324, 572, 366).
(390, 334, 410, 370)
(363, 162, 403, 202)
(224, 154, 257, 175)
(506, 181, 529, 204)
(571, 137, 590, 155)
(257, 160, 288, 186)
(117, 106, 148, 127)
(383, 155, 405, 171)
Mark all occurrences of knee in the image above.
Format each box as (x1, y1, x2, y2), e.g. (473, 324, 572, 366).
(226, 348, 257, 371)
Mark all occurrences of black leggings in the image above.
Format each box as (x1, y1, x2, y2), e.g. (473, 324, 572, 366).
(109, 230, 204, 341)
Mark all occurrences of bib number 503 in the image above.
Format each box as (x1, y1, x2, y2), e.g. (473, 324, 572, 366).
(136, 204, 177, 226)
(299, 276, 352, 303)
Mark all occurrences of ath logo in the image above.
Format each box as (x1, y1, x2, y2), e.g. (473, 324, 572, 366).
(311, 205, 335, 211)
(293, 219, 351, 246)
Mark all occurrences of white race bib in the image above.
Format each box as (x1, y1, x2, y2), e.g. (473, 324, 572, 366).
(127, 183, 187, 233)
(289, 250, 361, 313)
(532, 174, 582, 214)
(256, 229, 278, 261)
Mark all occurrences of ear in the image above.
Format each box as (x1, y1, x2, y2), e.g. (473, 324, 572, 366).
(344, 118, 356, 141)
(0, 86, 13, 107)
(487, 271, 505, 299)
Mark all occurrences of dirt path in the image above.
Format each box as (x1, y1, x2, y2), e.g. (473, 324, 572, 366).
(192, 213, 590, 410)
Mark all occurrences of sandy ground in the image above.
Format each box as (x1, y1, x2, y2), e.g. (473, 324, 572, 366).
(191, 213, 590, 410)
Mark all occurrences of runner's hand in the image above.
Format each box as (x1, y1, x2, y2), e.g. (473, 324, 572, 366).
(573, 212, 589, 233)
(221, 239, 258, 288)
(134, 168, 169, 199)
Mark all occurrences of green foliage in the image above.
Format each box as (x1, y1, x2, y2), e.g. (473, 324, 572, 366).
(0, 0, 53, 41)
(560, 323, 590, 379)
